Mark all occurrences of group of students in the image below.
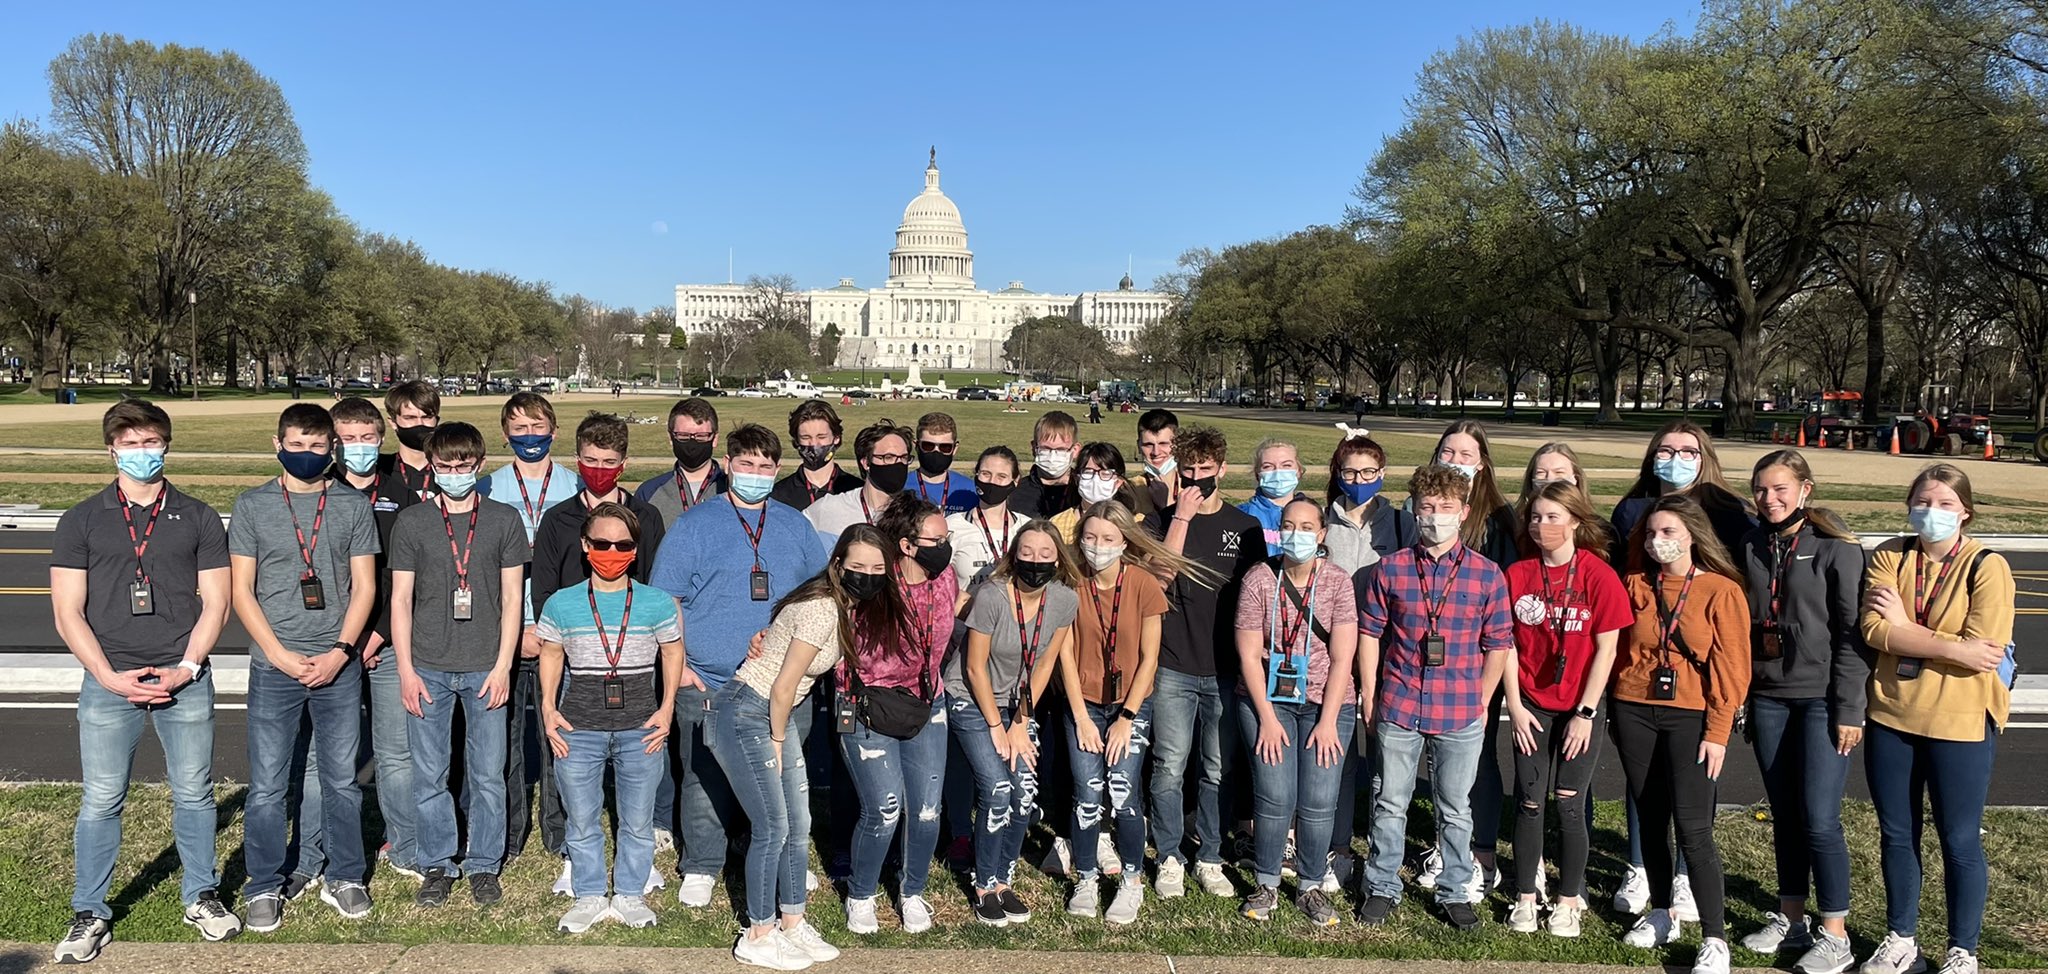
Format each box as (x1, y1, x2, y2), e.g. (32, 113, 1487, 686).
(49, 386, 2014, 974)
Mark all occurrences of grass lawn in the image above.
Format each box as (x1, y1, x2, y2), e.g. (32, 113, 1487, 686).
(0, 784, 2042, 966)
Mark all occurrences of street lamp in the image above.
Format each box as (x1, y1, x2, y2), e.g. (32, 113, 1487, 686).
(186, 290, 199, 400)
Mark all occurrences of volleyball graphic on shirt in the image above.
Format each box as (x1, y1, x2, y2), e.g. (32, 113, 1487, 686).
(1514, 593, 1550, 626)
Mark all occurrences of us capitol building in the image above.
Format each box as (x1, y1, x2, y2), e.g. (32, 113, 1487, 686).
(673, 149, 1174, 373)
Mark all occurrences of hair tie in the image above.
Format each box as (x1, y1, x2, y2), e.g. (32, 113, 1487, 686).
(1334, 423, 1370, 441)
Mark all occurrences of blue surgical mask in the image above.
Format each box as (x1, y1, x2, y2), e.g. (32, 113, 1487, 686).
(1655, 455, 1700, 489)
(1440, 461, 1480, 482)
(114, 447, 165, 482)
(277, 448, 331, 482)
(436, 470, 478, 499)
(507, 433, 553, 463)
(340, 443, 380, 475)
(1340, 480, 1382, 506)
(1279, 529, 1321, 564)
(1257, 470, 1300, 500)
(1909, 505, 1962, 544)
(731, 471, 775, 503)
(1143, 456, 1177, 479)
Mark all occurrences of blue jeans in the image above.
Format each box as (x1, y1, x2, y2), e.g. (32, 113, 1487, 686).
(1750, 695, 1851, 917)
(672, 681, 738, 878)
(839, 693, 949, 899)
(409, 667, 508, 875)
(365, 659, 417, 868)
(1332, 729, 1381, 859)
(554, 727, 662, 898)
(949, 696, 1040, 891)
(1236, 697, 1357, 888)
(1147, 668, 1229, 866)
(1366, 719, 1484, 904)
(245, 660, 367, 893)
(1866, 719, 1997, 951)
(1066, 699, 1154, 880)
(711, 682, 811, 926)
(72, 668, 220, 917)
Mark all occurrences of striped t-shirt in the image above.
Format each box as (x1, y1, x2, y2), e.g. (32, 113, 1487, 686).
(536, 580, 683, 731)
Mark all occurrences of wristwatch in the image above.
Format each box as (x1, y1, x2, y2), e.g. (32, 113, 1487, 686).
(176, 660, 204, 680)
(1574, 705, 1597, 720)
(1118, 707, 1140, 724)
(331, 640, 354, 656)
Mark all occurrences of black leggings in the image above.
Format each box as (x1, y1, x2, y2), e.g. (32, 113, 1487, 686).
(1512, 704, 1601, 898)
(1611, 700, 1726, 938)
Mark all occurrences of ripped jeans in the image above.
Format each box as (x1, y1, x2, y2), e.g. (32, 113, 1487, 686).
(838, 693, 950, 900)
(1066, 699, 1154, 881)
(950, 697, 1040, 891)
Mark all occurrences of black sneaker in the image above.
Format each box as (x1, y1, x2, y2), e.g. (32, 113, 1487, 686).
(975, 891, 1008, 926)
(469, 872, 503, 906)
(416, 869, 454, 908)
(1444, 900, 1482, 932)
(997, 887, 1031, 923)
(280, 872, 319, 901)
(1356, 894, 1397, 926)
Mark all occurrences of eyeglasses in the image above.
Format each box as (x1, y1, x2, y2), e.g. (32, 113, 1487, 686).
(1077, 469, 1121, 482)
(1653, 447, 1704, 461)
(914, 536, 947, 547)
(430, 463, 478, 475)
(869, 452, 911, 466)
(917, 440, 957, 455)
(586, 538, 637, 552)
(1339, 467, 1384, 484)
(670, 432, 716, 444)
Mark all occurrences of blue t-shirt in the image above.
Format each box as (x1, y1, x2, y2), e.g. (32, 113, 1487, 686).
(480, 461, 581, 624)
(1237, 492, 1292, 557)
(650, 496, 828, 690)
(907, 471, 978, 515)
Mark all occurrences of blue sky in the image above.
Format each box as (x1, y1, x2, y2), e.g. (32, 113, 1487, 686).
(0, 1, 1698, 309)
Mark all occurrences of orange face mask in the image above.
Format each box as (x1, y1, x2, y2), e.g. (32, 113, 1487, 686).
(587, 547, 636, 580)
(1531, 522, 1572, 552)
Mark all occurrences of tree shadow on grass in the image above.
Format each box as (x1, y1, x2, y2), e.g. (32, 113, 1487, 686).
(107, 786, 249, 920)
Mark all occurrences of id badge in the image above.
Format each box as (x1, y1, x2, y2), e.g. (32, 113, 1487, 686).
(1106, 669, 1123, 702)
(298, 575, 326, 611)
(750, 569, 771, 602)
(1756, 625, 1783, 661)
(1896, 658, 1924, 680)
(1423, 632, 1446, 667)
(451, 586, 474, 621)
(1552, 652, 1568, 685)
(1267, 652, 1305, 704)
(603, 676, 626, 710)
(1651, 665, 1679, 700)
(834, 689, 859, 734)
(129, 580, 154, 616)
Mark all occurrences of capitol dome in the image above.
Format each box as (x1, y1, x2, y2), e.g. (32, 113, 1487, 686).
(888, 147, 974, 289)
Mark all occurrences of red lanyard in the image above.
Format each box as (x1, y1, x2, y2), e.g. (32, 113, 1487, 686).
(439, 498, 480, 590)
(897, 578, 941, 695)
(1415, 545, 1466, 634)
(975, 507, 1011, 562)
(1088, 565, 1127, 690)
(1766, 531, 1803, 625)
(281, 482, 328, 581)
(1653, 568, 1698, 662)
(805, 469, 835, 505)
(1912, 536, 1966, 626)
(588, 581, 633, 677)
(512, 464, 553, 541)
(917, 476, 948, 504)
(732, 499, 769, 570)
(859, 489, 879, 525)
(115, 484, 165, 583)
(675, 466, 715, 509)
(1273, 563, 1319, 655)
(398, 459, 433, 496)
(1540, 554, 1580, 640)
(1012, 582, 1048, 688)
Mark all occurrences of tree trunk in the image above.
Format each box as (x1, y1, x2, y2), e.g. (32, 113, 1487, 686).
(1580, 322, 1621, 423)
(1862, 304, 1887, 422)
(224, 326, 240, 389)
(1724, 326, 1764, 434)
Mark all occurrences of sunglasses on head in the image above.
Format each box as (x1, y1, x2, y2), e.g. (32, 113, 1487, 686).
(585, 538, 637, 552)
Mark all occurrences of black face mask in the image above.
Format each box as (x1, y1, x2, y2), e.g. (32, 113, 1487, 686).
(1014, 559, 1058, 591)
(798, 443, 837, 471)
(672, 438, 714, 470)
(976, 478, 1015, 507)
(1762, 508, 1808, 534)
(395, 423, 434, 451)
(912, 540, 953, 578)
(918, 449, 952, 478)
(1179, 472, 1218, 499)
(843, 569, 888, 602)
(866, 461, 909, 494)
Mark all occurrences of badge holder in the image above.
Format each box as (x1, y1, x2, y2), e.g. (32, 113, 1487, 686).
(1423, 632, 1446, 668)
(1105, 669, 1123, 703)
(1651, 665, 1678, 700)
(130, 580, 154, 616)
(834, 689, 859, 734)
(1896, 658, 1924, 680)
(603, 676, 626, 710)
(451, 586, 474, 621)
(1755, 624, 1783, 660)
(1267, 650, 1306, 704)
(750, 569, 771, 601)
(299, 575, 326, 611)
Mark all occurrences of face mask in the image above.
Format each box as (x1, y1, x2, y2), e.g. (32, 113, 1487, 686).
(1258, 470, 1300, 500)
(798, 443, 837, 470)
(1279, 529, 1321, 564)
(1178, 473, 1218, 499)
(1761, 503, 1808, 534)
(507, 433, 552, 463)
(1655, 456, 1700, 490)
(917, 449, 952, 478)
(1340, 480, 1381, 506)
(1034, 448, 1072, 479)
(1442, 461, 1480, 482)
(586, 547, 636, 581)
(912, 540, 953, 577)
(1648, 537, 1689, 565)
(115, 447, 165, 482)
(436, 470, 478, 499)
(865, 460, 909, 494)
(1143, 456, 1177, 479)
(1531, 522, 1572, 552)
(1531, 476, 1575, 491)
(842, 568, 888, 602)
(277, 448, 332, 483)
(395, 423, 434, 451)
(1909, 505, 1963, 544)
(1081, 542, 1125, 572)
(975, 479, 1014, 506)
(1079, 475, 1120, 505)
(578, 463, 622, 498)
(1417, 513, 1463, 546)
(672, 438, 715, 470)
(1013, 559, 1058, 591)
(731, 471, 775, 504)
(340, 443, 380, 476)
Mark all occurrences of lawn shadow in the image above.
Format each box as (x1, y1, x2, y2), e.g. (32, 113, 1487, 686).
(0, 948, 38, 974)
(107, 785, 248, 919)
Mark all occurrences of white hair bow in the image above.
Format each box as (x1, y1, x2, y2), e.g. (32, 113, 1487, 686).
(1334, 423, 1371, 441)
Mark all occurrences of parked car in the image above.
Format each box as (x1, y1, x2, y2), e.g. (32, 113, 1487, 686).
(736, 387, 770, 398)
(528, 379, 556, 393)
(845, 389, 874, 399)
(341, 378, 378, 391)
(692, 386, 729, 397)
(955, 386, 996, 401)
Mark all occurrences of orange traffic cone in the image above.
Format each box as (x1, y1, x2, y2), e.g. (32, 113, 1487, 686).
(1984, 423, 1996, 460)
(1818, 427, 1828, 449)
(1889, 426, 1901, 455)
(1797, 424, 1807, 447)
(1845, 427, 1855, 451)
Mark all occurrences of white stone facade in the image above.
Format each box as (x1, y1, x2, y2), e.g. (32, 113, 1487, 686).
(673, 150, 1173, 371)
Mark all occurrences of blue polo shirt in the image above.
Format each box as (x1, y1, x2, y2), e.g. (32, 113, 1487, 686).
(907, 471, 978, 514)
(650, 495, 827, 690)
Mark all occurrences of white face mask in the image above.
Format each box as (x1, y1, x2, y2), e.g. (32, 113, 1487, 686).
(1648, 537, 1689, 565)
(1081, 542, 1125, 571)
(1079, 475, 1119, 505)
(1143, 456, 1176, 479)
(1035, 448, 1072, 479)
(1417, 513, 1462, 546)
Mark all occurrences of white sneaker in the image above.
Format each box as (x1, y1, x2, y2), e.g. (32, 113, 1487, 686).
(1155, 857, 1186, 898)
(1624, 908, 1682, 948)
(558, 895, 611, 934)
(785, 921, 840, 962)
(1937, 947, 1977, 974)
(1067, 879, 1100, 918)
(1671, 873, 1701, 922)
(1547, 901, 1584, 938)
(844, 894, 879, 934)
(552, 859, 574, 898)
(1040, 836, 1074, 877)
(1613, 864, 1650, 915)
(1860, 933, 1926, 974)
(1098, 833, 1122, 876)
(805, 870, 819, 893)
(1743, 911, 1813, 953)
(1416, 847, 1444, 890)
(54, 912, 112, 964)
(182, 893, 243, 941)
(1464, 860, 1501, 901)
(677, 872, 716, 909)
(1693, 936, 1732, 974)
(1193, 861, 1234, 897)
(1507, 898, 1540, 934)
(734, 928, 814, 971)
(1105, 880, 1143, 926)
(900, 894, 933, 934)
(642, 865, 667, 895)
(610, 894, 657, 929)
(652, 827, 675, 853)
(1327, 851, 1354, 893)
(1280, 834, 1298, 879)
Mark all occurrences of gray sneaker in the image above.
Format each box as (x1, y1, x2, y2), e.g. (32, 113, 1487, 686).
(558, 895, 611, 934)
(1104, 880, 1143, 925)
(319, 881, 371, 920)
(1795, 930, 1857, 974)
(1067, 878, 1100, 918)
(1296, 887, 1340, 927)
(54, 912, 111, 964)
(182, 891, 243, 941)
(1241, 885, 1279, 921)
(244, 891, 284, 933)
(1743, 911, 1813, 953)
(610, 894, 657, 929)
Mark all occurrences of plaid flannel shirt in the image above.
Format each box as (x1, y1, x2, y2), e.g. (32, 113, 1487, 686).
(1360, 541, 1513, 734)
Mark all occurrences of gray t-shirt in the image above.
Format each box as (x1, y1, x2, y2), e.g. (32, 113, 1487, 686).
(228, 480, 380, 664)
(389, 497, 532, 672)
(947, 578, 1078, 705)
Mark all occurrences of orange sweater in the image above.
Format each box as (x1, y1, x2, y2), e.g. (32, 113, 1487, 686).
(1612, 571, 1753, 745)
